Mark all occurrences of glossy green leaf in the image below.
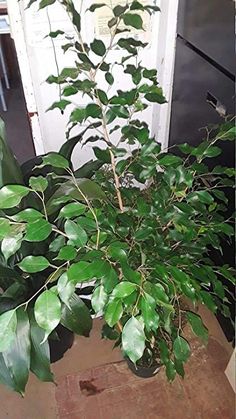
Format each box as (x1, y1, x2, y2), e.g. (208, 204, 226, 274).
(68, 261, 93, 284)
(158, 154, 182, 167)
(112, 282, 137, 299)
(173, 336, 191, 362)
(56, 245, 77, 261)
(64, 219, 88, 247)
(12, 208, 44, 222)
(0, 309, 17, 352)
(25, 219, 52, 242)
(105, 299, 123, 327)
(187, 190, 214, 205)
(91, 285, 108, 314)
(18, 256, 50, 273)
(3, 309, 30, 395)
(57, 273, 75, 307)
(29, 176, 48, 192)
(0, 185, 30, 209)
(141, 293, 159, 332)
(49, 235, 65, 252)
(58, 202, 86, 219)
(46, 178, 106, 214)
(30, 312, 54, 383)
(186, 312, 208, 344)
(200, 291, 217, 313)
(122, 317, 145, 363)
(61, 293, 92, 337)
(0, 353, 16, 392)
(34, 291, 61, 342)
(0, 218, 11, 240)
(42, 153, 69, 169)
(1, 233, 23, 262)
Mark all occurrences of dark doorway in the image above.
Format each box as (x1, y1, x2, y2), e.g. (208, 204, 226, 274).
(169, 0, 235, 342)
(0, 9, 36, 164)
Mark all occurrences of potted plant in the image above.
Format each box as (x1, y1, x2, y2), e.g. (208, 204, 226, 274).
(0, 120, 106, 394)
(0, 0, 234, 394)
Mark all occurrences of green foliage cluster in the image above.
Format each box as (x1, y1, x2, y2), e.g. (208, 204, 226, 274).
(0, 0, 234, 393)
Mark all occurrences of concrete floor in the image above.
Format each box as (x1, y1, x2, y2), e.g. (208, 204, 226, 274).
(0, 305, 234, 419)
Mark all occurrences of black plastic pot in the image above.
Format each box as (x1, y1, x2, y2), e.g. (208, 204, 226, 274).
(126, 358, 161, 379)
(49, 325, 74, 363)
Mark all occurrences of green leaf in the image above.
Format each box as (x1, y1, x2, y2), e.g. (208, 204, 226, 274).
(107, 243, 127, 262)
(90, 39, 106, 56)
(0, 309, 17, 352)
(113, 4, 128, 16)
(61, 293, 92, 337)
(12, 208, 44, 222)
(64, 219, 88, 247)
(123, 13, 143, 29)
(158, 154, 182, 167)
(108, 17, 118, 28)
(141, 294, 159, 332)
(0, 185, 30, 209)
(0, 218, 11, 240)
(58, 202, 86, 219)
(0, 353, 16, 392)
(105, 72, 114, 85)
(187, 190, 214, 205)
(42, 153, 69, 169)
(174, 358, 185, 378)
(97, 89, 109, 105)
(49, 235, 65, 252)
(39, 0, 56, 9)
(91, 285, 108, 314)
(47, 100, 71, 112)
(86, 103, 102, 119)
(165, 360, 176, 382)
(18, 256, 50, 273)
(25, 219, 52, 242)
(88, 3, 107, 12)
(2, 309, 30, 395)
(46, 178, 106, 214)
(105, 299, 123, 327)
(34, 291, 61, 342)
(56, 245, 77, 261)
(29, 176, 48, 192)
(186, 312, 208, 344)
(112, 282, 137, 299)
(1, 233, 23, 262)
(200, 291, 217, 313)
(173, 336, 191, 362)
(57, 273, 75, 307)
(30, 312, 54, 383)
(47, 30, 64, 38)
(122, 317, 145, 363)
(70, 3, 81, 32)
(68, 261, 93, 284)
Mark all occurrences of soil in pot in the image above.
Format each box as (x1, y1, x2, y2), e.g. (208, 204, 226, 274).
(49, 324, 74, 363)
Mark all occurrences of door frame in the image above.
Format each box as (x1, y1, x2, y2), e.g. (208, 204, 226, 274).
(7, 0, 45, 155)
(8, 0, 179, 154)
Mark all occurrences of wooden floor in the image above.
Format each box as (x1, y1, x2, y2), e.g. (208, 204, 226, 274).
(0, 307, 234, 419)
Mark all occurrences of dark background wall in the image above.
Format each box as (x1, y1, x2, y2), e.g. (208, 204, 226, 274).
(169, 0, 235, 341)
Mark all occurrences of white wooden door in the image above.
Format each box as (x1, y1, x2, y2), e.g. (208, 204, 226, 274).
(7, 0, 179, 163)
